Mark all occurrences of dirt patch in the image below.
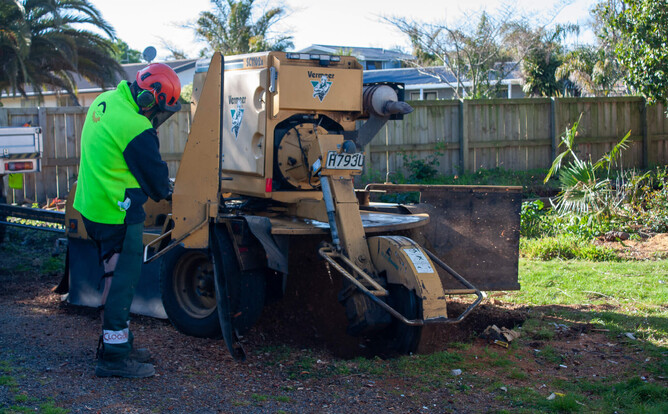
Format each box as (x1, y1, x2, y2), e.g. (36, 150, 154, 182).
(253, 236, 529, 359)
(418, 301, 528, 353)
(596, 233, 668, 260)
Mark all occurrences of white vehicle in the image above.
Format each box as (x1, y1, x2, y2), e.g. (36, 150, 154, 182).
(0, 126, 46, 241)
(0, 126, 43, 175)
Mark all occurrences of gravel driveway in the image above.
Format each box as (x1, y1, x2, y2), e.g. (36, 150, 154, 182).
(1, 228, 490, 413)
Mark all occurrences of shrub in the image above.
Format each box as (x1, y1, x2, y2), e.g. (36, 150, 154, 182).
(400, 143, 444, 182)
(520, 200, 547, 238)
(623, 167, 668, 233)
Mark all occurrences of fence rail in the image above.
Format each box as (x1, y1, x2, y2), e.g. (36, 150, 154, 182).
(2, 97, 667, 205)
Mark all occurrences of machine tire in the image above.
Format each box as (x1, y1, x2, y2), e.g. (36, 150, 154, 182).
(384, 284, 423, 354)
(160, 246, 222, 339)
(210, 226, 267, 336)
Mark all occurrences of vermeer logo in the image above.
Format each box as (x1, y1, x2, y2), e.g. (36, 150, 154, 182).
(229, 97, 246, 139)
(309, 71, 334, 102)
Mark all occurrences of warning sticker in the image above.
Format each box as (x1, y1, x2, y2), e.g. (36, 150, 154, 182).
(403, 248, 435, 274)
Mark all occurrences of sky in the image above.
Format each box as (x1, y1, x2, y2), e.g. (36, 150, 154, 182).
(86, 0, 599, 61)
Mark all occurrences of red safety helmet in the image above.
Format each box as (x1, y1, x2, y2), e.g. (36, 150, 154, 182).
(135, 63, 182, 113)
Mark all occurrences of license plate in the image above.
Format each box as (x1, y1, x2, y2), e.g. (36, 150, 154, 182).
(324, 151, 364, 170)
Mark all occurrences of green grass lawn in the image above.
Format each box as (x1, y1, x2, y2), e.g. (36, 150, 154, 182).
(500, 259, 668, 347)
(508, 259, 668, 307)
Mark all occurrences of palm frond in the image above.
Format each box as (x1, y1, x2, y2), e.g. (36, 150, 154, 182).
(544, 113, 583, 183)
(594, 130, 631, 174)
(1, 0, 122, 102)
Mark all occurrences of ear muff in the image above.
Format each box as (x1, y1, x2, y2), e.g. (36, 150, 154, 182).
(136, 90, 155, 109)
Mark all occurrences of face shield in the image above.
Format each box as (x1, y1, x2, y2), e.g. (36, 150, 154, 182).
(148, 109, 178, 129)
(139, 98, 182, 128)
(151, 97, 182, 128)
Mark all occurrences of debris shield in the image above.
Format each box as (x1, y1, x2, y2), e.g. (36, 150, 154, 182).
(365, 184, 522, 292)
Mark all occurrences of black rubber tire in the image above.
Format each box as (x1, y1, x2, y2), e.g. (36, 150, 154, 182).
(384, 284, 423, 354)
(160, 246, 222, 339)
(210, 226, 267, 336)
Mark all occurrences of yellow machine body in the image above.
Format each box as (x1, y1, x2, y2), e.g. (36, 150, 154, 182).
(368, 236, 447, 320)
(173, 52, 367, 248)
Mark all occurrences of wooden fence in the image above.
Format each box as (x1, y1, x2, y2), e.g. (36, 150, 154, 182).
(0, 105, 191, 205)
(368, 97, 668, 177)
(2, 97, 667, 205)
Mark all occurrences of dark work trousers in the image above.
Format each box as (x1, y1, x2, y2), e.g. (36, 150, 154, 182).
(83, 218, 144, 361)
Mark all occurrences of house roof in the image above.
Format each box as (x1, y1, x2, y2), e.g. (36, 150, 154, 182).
(298, 44, 415, 62)
(1, 59, 199, 98)
(72, 58, 198, 92)
(363, 63, 524, 87)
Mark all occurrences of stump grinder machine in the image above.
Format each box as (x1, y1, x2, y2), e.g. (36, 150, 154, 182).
(61, 52, 522, 359)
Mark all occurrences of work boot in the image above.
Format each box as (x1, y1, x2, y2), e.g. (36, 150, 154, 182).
(97, 335, 152, 363)
(129, 346, 152, 363)
(95, 357, 155, 378)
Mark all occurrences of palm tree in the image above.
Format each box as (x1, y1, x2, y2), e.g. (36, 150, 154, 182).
(0, 0, 32, 98)
(545, 114, 631, 216)
(555, 46, 625, 97)
(0, 0, 123, 106)
(194, 0, 293, 55)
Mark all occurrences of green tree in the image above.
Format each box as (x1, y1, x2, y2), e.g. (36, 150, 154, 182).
(161, 40, 188, 60)
(113, 39, 141, 64)
(606, 0, 668, 105)
(551, 1, 626, 97)
(404, 23, 439, 67)
(386, 3, 573, 100)
(0, 0, 123, 106)
(386, 10, 516, 99)
(522, 46, 563, 97)
(194, 0, 293, 55)
(555, 46, 624, 96)
(503, 23, 577, 97)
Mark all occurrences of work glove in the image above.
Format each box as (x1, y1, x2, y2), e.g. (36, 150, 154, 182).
(165, 179, 174, 201)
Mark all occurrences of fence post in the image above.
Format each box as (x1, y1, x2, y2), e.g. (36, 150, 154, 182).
(641, 99, 649, 168)
(36, 107, 50, 203)
(550, 97, 558, 162)
(458, 99, 469, 173)
(0, 108, 7, 126)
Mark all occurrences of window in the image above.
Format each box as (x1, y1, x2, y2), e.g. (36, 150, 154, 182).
(20, 98, 40, 108)
(409, 91, 438, 100)
(57, 95, 73, 106)
(365, 61, 383, 70)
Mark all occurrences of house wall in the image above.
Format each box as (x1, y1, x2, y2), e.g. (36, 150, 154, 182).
(510, 84, 525, 99)
(1, 95, 58, 109)
(407, 84, 526, 101)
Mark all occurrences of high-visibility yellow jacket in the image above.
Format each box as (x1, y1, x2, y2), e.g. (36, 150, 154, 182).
(74, 81, 170, 225)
